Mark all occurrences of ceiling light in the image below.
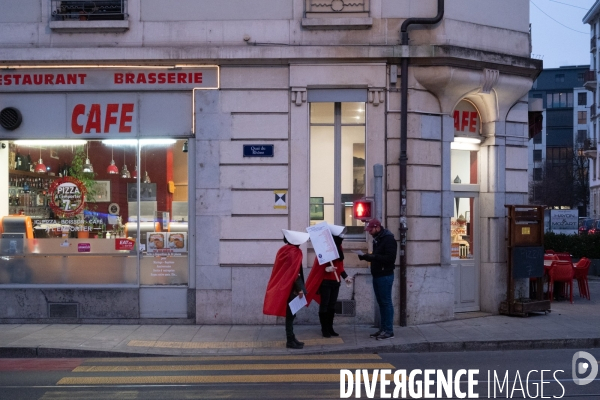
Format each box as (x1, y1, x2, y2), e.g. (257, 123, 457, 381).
(106, 146, 119, 174)
(34, 147, 46, 173)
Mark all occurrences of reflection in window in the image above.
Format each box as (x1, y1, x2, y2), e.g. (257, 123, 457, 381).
(310, 102, 366, 234)
(451, 197, 473, 260)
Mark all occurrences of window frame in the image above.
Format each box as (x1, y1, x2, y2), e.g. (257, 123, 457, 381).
(309, 101, 366, 236)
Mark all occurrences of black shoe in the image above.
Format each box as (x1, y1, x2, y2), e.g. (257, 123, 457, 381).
(329, 327, 339, 337)
(370, 330, 383, 338)
(322, 329, 331, 338)
(376, 332, 394, 340)
(293, 336, 304, 346)
(286, 340, 304, 349)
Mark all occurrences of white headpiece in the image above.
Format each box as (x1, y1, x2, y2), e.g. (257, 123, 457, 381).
(282, 229, 310, 245)
(327, 224, 347, 238)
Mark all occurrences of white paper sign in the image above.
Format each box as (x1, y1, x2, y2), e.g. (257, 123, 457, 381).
(288, 295, 307, 315)
(306, 221, 339, 265)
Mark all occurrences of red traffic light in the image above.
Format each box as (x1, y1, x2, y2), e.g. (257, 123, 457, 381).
(353, 199, 373, 221)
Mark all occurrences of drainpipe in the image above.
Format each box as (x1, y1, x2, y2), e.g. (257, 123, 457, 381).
(398, 0, 444, 327)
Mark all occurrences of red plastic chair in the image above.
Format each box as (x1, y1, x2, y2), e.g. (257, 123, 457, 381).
(573, 257, 591, 300)
(547, 261, 575, 303)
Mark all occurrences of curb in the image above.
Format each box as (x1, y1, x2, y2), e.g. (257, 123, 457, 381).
(2, 338, 599, 358)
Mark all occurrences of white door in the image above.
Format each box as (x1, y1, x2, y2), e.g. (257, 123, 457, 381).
(452, 194, 480, 312)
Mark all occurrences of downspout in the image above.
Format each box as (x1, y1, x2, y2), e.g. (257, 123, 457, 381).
(398, 0, 444, 327)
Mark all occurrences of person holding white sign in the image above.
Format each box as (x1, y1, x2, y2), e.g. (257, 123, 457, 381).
(263, 229, 309, 349)
(305, 224, 352, 338)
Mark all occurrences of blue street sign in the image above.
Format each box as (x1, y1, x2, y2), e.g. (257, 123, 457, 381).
(243, 145, 274, 157)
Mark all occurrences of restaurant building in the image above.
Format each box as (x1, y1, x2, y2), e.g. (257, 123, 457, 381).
(0, 0, 540, 325)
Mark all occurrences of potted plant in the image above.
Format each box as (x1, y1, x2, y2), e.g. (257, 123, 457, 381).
(69, 147, 97, 238)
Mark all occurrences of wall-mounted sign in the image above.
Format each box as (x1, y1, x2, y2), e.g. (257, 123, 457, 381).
(274, 190, 287, 209)
(243, 145, 274, 157)
(453, 100, 481, 136)
(0, 67, 219, 92)
(48, 177, 87, 218)
(78, 243, 91, 253)
(115, 238, 135, 251)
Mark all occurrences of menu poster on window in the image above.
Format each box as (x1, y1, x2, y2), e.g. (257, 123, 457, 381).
(306, 221, 339, 265)
(167, 232, 187, 252)
(146, 232, 166, 252)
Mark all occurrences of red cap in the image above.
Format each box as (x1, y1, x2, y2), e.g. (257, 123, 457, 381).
(364, 219, 381, 231)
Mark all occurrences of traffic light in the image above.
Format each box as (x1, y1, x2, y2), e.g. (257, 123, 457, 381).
(353, 199, 373, 221)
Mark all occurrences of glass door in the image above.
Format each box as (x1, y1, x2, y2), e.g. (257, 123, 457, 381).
(452, 193, 480, 312)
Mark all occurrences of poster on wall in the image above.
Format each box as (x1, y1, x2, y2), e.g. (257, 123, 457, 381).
(146, 232, 166, 252)
(128, 183, 157, 202)
(167, 232, 187, 252)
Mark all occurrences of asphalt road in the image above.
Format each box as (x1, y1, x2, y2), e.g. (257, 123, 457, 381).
(0, 348, 599, 399)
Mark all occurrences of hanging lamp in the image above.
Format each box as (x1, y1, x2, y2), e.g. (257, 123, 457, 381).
(34, 147, 46, 173)
(106, 145, 119, 174)
(82, 142, 94, 173)
(120, 149, 131, 178)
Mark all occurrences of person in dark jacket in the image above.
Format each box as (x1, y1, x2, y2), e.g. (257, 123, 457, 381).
(358, 219, 397, 340)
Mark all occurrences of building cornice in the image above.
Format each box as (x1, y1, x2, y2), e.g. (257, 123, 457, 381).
(0, 44, 541, 80)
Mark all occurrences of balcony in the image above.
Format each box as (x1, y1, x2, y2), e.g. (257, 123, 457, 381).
(584, 70, 597, 91)
(303, 0, 372, 30)
(583, 138, 598, 159)
(49, 0, 129, 32)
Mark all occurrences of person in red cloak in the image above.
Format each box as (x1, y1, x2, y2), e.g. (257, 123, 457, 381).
(305, 224, 353, 338)
(263, 229, 310, 349)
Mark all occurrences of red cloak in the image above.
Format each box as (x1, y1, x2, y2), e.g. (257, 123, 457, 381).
(263, 244, 303, 317)
(305, 256, 345, 306)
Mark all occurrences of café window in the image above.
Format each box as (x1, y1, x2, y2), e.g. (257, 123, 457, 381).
(309, 101, 366, 235)
(451, 100, 481, 186)
(0, 139, 189, 285)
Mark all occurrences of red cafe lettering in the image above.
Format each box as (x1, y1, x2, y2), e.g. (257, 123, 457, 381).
(453, 100, 480, 135)
(0, 73, 87, 86)
(71, 103, 134, 134)
(114, 72, 202, 85)
(0, 71, 202, 86)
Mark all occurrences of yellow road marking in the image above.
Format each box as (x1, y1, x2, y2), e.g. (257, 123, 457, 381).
(73, 362, 395, 372)
(127, 337, 343, 349)
(57, 374, 344, 385)
(88, 354, 382, 363)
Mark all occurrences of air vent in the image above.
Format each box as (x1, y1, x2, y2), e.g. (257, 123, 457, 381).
(335, 300, 356, 317)
(48, 303, 79, 318)
(0, 107, 22, 130)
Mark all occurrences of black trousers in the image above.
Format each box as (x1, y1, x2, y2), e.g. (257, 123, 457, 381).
(319, 280, 340, 313)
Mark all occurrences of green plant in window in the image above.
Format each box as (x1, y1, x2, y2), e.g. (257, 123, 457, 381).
(69, 146, 97, 213)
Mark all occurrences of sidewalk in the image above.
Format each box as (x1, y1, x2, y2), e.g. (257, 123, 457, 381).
(1, 278, 599, 358)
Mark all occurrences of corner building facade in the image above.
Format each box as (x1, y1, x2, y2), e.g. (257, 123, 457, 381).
(0, 0, 540, 325)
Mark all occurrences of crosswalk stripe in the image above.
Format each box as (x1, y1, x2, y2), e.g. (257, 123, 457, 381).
(127, 338, 343, 349)
(57, 374, 345, 385)
(88, 353, 382, 363)
(73, 362, 395, 372)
